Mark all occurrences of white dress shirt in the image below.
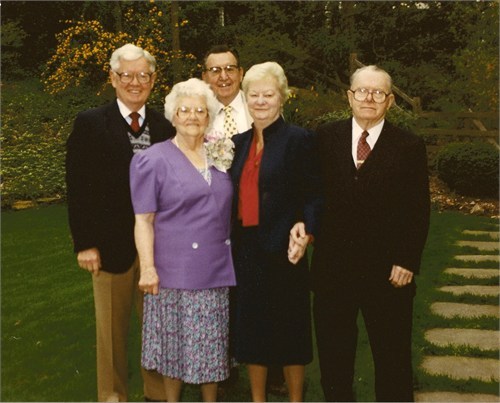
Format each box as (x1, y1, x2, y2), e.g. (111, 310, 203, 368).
(117, 98, 146, 127)
(351, 118, 384, 165)
(212, 91, 253, 134)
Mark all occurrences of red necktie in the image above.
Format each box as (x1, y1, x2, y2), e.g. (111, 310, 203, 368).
(356, 130, 371, 169)
(129, 112, 140, 132)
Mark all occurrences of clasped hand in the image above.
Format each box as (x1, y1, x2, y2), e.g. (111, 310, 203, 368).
(288, 222, 311, 265)
(139, 266, 160, 295)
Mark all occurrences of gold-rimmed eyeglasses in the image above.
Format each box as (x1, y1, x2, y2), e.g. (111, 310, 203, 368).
(113, 71, 153, 84)
(350, 88, 391, 103)
(205, 65, 240, 76)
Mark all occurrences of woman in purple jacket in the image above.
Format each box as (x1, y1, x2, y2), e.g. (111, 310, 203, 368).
(130, 78, 236, 402)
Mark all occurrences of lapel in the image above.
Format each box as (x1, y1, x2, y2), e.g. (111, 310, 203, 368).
(357, 120, 397, 175)
(105, 100, 134, 159)
(231, 129, 253, 183)
(333, 119, 357, 180)
(145, 106, 162, 143)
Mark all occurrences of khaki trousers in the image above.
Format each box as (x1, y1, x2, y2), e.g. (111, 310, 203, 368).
(92, 259, 165, 402)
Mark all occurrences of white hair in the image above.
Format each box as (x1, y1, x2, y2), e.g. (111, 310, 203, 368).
(109, 43, 156, 72)
(350, 65, 392, 91)
(164, 78, 219, 129)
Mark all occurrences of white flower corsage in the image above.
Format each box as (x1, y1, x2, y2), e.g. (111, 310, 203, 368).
(204, 129, 235, 172)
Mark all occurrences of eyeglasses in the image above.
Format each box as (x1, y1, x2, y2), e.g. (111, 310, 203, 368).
(205, 65, 240, 76)
(176, 106, 208, 119)
(350, 88, 390, 103)
(114, 71, 153, 84)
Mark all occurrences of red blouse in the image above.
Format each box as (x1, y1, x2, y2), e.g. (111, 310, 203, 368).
(238, 133, 263, 227)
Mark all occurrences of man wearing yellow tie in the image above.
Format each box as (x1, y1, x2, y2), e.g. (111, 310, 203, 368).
(202, 45, 252, 137)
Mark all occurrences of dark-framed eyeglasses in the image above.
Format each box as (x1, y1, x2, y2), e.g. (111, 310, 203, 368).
(350, 88, 390, 103)
(176, 106, 208, 119)
(205, 65, 240, 76)
(113, 71, 154, 84)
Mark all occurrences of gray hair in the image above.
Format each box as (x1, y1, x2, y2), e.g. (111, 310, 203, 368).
(350, 65, 392, 91)
(109, 43, 156, 72)
(164, 78, 219, 129)
(242, 61, 291, 102)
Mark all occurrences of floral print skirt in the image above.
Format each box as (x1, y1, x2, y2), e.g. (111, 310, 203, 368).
(142, 287, 230, 384)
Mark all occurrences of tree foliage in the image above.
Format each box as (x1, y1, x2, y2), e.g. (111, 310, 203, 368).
(3, 0, 497, 112)
(1, 0, 498, 205)
(40, 2, 198, 107)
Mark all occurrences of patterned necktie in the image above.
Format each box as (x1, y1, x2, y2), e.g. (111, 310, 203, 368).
(129, 112, 141, 132)
(223, 105, 238, 138)
(356, 130, 371, 169)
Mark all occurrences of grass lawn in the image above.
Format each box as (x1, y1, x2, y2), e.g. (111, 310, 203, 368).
(1, 204, 498, 401)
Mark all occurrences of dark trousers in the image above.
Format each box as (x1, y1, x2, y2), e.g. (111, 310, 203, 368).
(313, 278, 415, 402)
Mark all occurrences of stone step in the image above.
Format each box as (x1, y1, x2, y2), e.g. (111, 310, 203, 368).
(425, 328, 500, 351)
(439, 285, 500, 297)
(456, 240, 499, 251)
(431, 302, 500, 319)
(454, 255, 499, 263)
(444, 268, 499, 279)
(420, 356, 500, 382)
(462, 230, 499, 240)
(415, 391, 500, 402)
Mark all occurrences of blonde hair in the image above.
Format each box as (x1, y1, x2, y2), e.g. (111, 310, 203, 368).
(242, 61, 291, 102)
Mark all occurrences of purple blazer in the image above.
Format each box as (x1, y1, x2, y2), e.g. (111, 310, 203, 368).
(130, 139, 236, 290)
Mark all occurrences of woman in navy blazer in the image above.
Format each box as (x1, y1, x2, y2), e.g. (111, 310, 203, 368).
(130, 78, 236, 402)
(230, 62, 322, 401)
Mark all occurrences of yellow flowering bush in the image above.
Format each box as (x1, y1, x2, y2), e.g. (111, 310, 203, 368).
(42, 4, 199, 106)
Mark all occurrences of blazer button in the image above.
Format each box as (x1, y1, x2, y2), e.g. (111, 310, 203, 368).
(225, 239, 231, 245)
(192, 242, 199, 249)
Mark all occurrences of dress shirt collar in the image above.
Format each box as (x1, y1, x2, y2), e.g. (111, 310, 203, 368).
(116, 98, 146, 121)
(351, 117, 384, 165)
(218, 90, 246, 116)
(352, 117, 384, 149)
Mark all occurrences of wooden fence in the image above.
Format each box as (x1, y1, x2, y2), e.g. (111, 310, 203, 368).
(349, 53, 499, 159)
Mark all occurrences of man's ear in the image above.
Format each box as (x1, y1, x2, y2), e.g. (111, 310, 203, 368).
(386, 93, 395, 110)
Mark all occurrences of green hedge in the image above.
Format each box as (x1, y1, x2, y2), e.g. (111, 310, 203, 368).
(435, 141, 499, 197)
(2, 79, 494, 207)
(1, 79, 109, 207)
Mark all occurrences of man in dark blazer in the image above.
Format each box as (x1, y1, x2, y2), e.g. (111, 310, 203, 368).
(66, 43, 174, 402)
(311, 65, 430, 402)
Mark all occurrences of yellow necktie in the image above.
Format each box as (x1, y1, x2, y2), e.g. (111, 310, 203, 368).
(223, 105, 238, 137)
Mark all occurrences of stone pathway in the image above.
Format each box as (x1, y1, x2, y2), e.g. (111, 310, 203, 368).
(415, 228, 500, 402)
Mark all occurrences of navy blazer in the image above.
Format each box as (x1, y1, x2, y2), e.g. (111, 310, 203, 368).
(230, 117, 322, 254)
(311, 118, 430, 292)
(66, 99, 175, 273)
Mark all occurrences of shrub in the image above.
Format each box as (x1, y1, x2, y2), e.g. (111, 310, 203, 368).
(283, 86, 346, 130)
(1, 79, 109, 207)
(313, 105, 419, 133)
(42, 4, 199, 109)
(435, 141, 499, 197)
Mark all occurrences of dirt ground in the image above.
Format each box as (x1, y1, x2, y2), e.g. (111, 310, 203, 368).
(430, 176, 499, 218)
